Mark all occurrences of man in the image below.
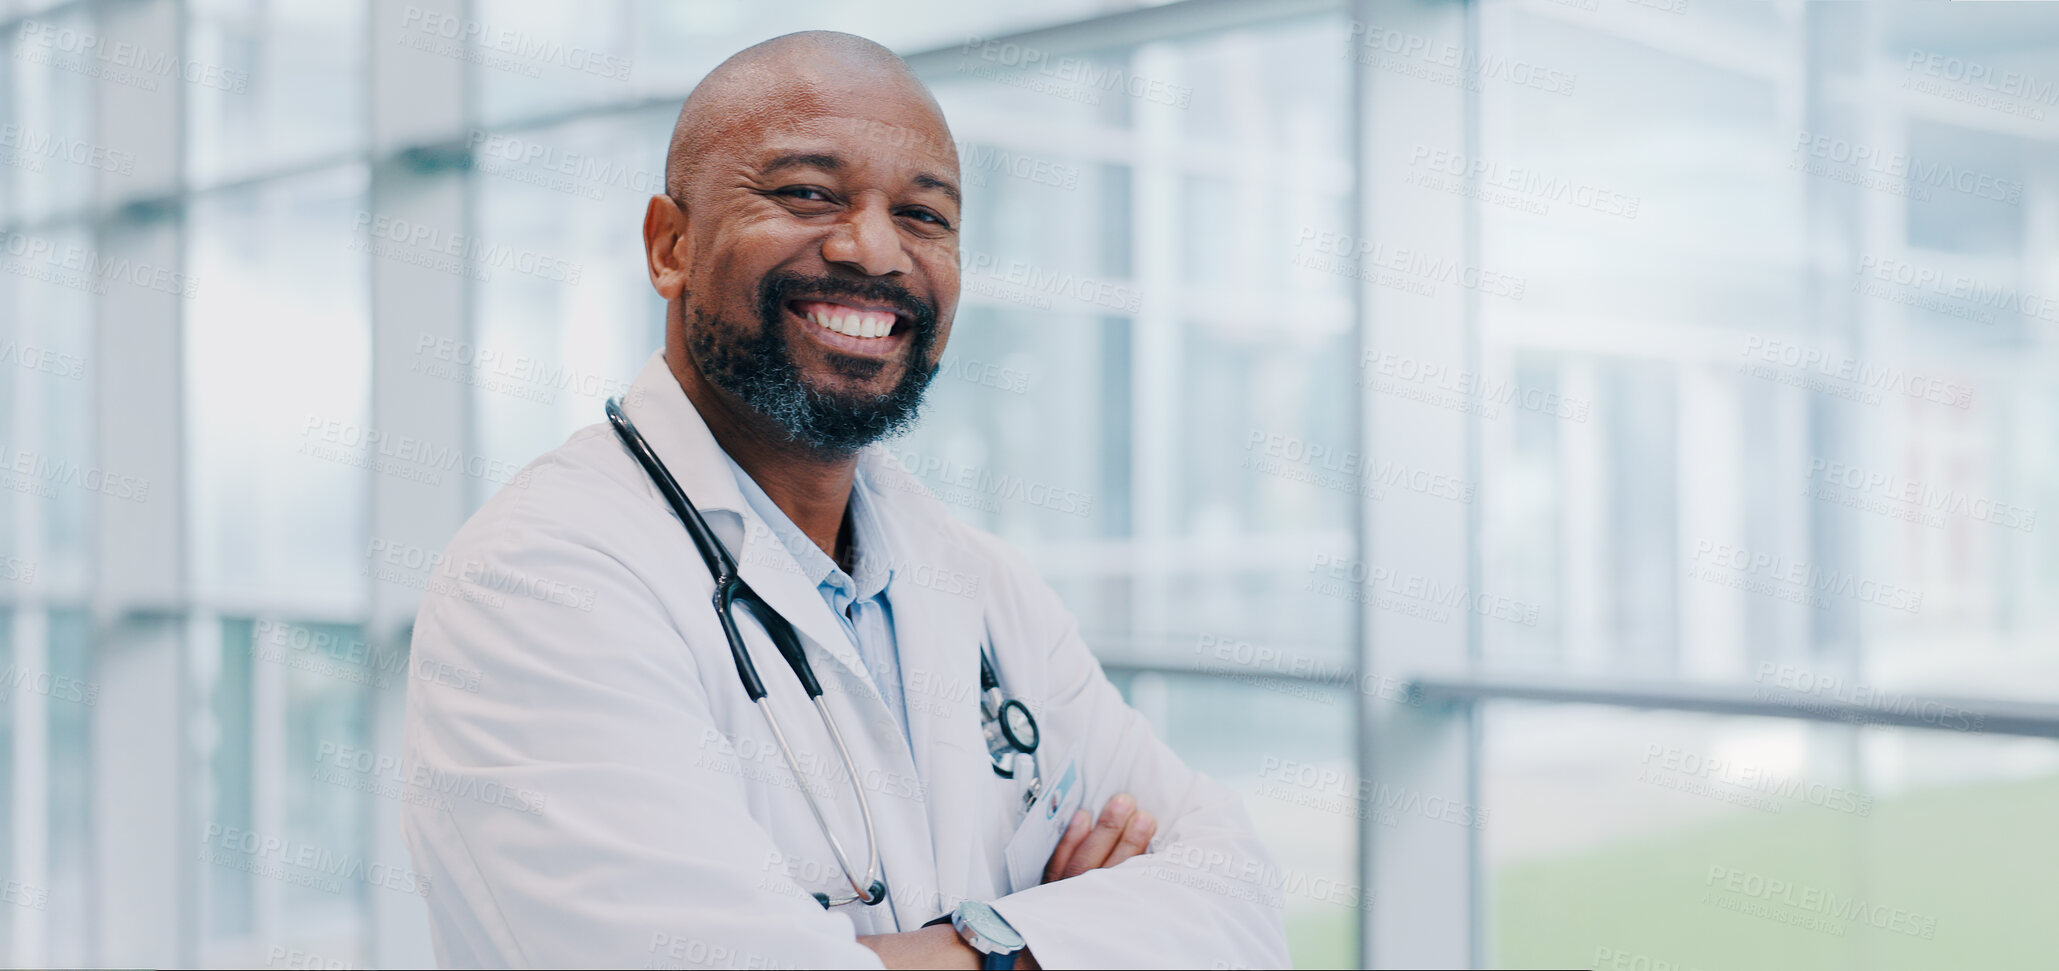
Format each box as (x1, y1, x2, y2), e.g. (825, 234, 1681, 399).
(401, 31, 1288, 969)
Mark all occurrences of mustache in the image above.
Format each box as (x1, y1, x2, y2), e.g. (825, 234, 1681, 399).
(756, 271, 939, 335)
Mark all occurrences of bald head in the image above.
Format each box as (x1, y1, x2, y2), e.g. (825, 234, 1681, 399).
(665, 31, 950, 201)
(642, 30, 963, 456)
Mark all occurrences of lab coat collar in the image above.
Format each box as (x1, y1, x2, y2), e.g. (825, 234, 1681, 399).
(618, 348, 994, 912)
(615, 350, 871, 686)
(617, 349, 751, 521)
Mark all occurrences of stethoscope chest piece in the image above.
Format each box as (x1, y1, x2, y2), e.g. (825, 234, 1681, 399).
(978, 640, 1040, 795)
(998, 699, 1038, 753)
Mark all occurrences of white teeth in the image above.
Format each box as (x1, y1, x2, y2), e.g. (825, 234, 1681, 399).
(804, 306, 893, 339)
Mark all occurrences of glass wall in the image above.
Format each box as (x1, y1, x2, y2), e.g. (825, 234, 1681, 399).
(3, 0, 2056, 968)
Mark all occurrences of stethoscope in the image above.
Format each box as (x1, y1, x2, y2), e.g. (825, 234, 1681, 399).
(604, 397, 1041, 922)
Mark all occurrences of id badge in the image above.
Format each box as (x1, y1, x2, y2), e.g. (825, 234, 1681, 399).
(1002, 755, 1081, 894)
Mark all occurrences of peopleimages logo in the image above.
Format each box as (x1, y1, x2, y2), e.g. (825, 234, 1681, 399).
(959, 251, 1142, 314)
(1345, 23, 1577, 97)
(366, 536, 597, 612)
(397, 6, 632, 81)
(1687, 540, 1923, 614)
(302, 416, 535, 489)
(1305, 553, 1538, 626)
(15, 20, 249, 93)
(1639, 744, 1872, 816)
(1805, 457, 2036, 533)
(1, 230, 199, 298)
(1359, 349, 1587, 421)
(0, 340, 86, 380)
(1295, 226, 1529, 299)
(0, 124, 138, 175)
(1790, 130, 2024, 203)
(1754, 662, 1984, 733)
(465, 130, 662, 199)
(1405, 145, 1638, 218)
(351, 212, 584, 285)
(885, 450, 1094, 517)
(1738, 336, 1972, 410)
(198, 824, 432, 897)
(1855, 254, 2059, 325)
(957, 37, 1193, 108)
(1703, 864, 1938, 939)
(1904, 49, 2059, 106)
(0, 444, 151, 502)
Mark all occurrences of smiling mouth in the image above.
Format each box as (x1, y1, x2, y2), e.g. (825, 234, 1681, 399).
(789, 299, 903, 340)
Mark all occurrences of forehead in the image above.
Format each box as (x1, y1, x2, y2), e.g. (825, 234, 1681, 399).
(710, 79, 958, 174)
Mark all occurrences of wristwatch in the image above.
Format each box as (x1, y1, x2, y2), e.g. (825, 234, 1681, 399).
(948, 900, 1026, 970)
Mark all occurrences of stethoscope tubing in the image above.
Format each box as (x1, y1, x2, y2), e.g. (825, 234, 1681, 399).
(605, 395, 1040, 928)
(606, 398, 888, 915)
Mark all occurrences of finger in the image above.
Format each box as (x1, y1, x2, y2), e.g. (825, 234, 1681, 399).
(1060, 793, 1136, 880)
(1103, 809, 1157, 868)
(1041, 809, 1091, 884)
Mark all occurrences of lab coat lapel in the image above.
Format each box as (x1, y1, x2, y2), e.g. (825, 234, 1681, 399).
(862, 451, 993, 911)
(732, 515, 871, 687)
(614, 350, 869, 686)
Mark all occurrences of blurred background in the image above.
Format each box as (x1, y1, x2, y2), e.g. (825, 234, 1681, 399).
(4, 0, 2058, 967)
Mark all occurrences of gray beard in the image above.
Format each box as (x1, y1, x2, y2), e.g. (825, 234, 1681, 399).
(687, 304, 938, 455)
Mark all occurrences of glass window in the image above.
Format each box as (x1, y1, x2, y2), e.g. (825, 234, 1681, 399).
(13, 1, 2059, 966)
(43, 608, 91, 968)
(281, 620, 369, 949)
(1111, 670, 1363, 969)
(911, 16, 1357, 665)
(0, 611, 12, 962)
(201, 617, 376, 963)
(468, 0, 1144, 126)
(3, 221, 95, 594)
(187, 166, 371, 608)
(5, 3, 98, 223)
(1487, 702, 2059, 969)
(468, 110, 668, 486)
(188, 0, 365, 186)
(1473, 2, 2059, 703)
(204, 618, 257, 940)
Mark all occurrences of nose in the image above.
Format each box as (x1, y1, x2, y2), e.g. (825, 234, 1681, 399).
(821, 192, 914, 278)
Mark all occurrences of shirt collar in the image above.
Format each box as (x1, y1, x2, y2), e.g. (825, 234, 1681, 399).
(843, 467, 895, 599)
(722, 452, 896, 603)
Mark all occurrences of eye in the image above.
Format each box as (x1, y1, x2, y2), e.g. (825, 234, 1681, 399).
(774, 185, 836, 204)
(898, 207, 953, 231)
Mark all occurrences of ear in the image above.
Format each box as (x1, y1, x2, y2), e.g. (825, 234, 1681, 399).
(643, 194, 692, 300)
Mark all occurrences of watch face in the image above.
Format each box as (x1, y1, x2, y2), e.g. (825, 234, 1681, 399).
(960, 901, 1026, 951)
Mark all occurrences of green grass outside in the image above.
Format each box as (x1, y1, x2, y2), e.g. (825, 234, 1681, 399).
(1493, 774, 2059, 970)
(1280, 774, 2059, 969)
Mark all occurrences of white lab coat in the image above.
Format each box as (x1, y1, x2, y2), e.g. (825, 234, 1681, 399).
(399, 350, 1290, 969)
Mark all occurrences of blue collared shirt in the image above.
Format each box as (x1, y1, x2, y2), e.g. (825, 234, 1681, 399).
(724, 455, 913, 747)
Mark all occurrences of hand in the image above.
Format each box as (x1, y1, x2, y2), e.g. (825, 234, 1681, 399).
(1042, 792, 1157, 883)
(858, 924, 983, 970)
(857, 922, 1042, 970)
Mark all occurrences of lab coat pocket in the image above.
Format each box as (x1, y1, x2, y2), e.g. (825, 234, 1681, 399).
(1002, 754, 1081, 894)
